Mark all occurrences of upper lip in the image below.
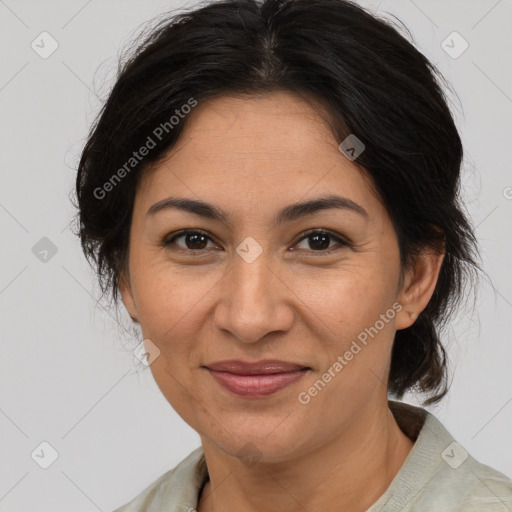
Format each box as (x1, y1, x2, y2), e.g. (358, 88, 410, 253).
(204, 359, 310, 375)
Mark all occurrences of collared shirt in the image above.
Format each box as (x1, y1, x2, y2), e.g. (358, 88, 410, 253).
(113, 400, 512, 511)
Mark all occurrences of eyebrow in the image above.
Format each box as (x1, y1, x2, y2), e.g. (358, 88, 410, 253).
(146, 194, 369, 227)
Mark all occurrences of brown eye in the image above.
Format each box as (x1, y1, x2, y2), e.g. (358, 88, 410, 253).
(163, 230, 215, 251)
(294, 229, 349, 253)
(161, 228, 349, 255)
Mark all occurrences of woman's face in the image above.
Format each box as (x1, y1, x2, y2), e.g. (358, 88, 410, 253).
(120, 91, 430, 462)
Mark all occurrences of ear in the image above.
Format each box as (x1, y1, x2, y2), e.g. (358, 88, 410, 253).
(395, 245, 445, 330)
(118, 270, 139, 323)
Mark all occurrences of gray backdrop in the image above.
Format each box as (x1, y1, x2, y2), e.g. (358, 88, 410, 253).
(1, 0, 511, 510)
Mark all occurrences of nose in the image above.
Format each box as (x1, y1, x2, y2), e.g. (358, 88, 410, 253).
(213, 252, 295, 344)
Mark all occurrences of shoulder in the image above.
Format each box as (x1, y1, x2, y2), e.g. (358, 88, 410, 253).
(377, 401, 512, 511)
(436, 456, 512, 511)
(112, 446, 207, 512)
(420, 410, 512, 510)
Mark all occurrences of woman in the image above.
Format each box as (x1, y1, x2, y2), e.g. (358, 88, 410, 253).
(74, 0, 512, 510)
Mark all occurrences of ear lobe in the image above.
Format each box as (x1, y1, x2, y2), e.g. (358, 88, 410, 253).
(395, 247, 445, 330)
(118, 272, 138, 323)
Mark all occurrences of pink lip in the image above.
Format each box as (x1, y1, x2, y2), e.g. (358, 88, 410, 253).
(204, 360, 310, 397)
(207, 369, 309, 397)
(205, 359, 309, 374)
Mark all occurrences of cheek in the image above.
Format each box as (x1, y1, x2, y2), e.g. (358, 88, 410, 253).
(299, 279, 397, 410)
(131, 256, 220, 339)
(147, 356, 207, 434)
(298, 262, 399, 390)
(301, 262, 396, 336)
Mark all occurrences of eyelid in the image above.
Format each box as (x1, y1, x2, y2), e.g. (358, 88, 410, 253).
(294, 228, 350, 246)
(162, 229, 218, 251)
(162, 228, 350, 253)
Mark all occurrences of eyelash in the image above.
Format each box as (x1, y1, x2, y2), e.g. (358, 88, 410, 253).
(161, 228, 350, 256)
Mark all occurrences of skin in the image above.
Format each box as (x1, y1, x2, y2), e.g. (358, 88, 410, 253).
(119, 91, 445, 512)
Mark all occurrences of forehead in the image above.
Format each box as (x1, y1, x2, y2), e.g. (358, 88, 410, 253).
(135, 91, 381, 221)
(171, 91, 339, 159)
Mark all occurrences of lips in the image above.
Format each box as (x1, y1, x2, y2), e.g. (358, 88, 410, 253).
(205, 359, 309, 375)
(204, 359, 311, 397)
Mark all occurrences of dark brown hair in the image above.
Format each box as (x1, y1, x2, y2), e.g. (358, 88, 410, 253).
(73, 0, 482, 405)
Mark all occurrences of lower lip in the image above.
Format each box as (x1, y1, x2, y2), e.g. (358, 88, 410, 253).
(207, 368, 309, 397)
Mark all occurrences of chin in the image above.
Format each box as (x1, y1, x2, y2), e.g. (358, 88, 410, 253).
(205, 419, 310, 465)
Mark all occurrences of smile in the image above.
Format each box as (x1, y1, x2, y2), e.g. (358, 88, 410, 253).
(206, 368, 310, 397)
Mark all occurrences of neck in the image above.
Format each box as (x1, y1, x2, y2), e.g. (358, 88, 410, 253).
(197, 400, 414, 512)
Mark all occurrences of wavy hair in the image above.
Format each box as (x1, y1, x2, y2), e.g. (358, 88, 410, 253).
(74, 0, 482, 405)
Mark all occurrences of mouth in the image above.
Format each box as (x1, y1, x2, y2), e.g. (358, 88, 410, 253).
(203, 359, 311, 397)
